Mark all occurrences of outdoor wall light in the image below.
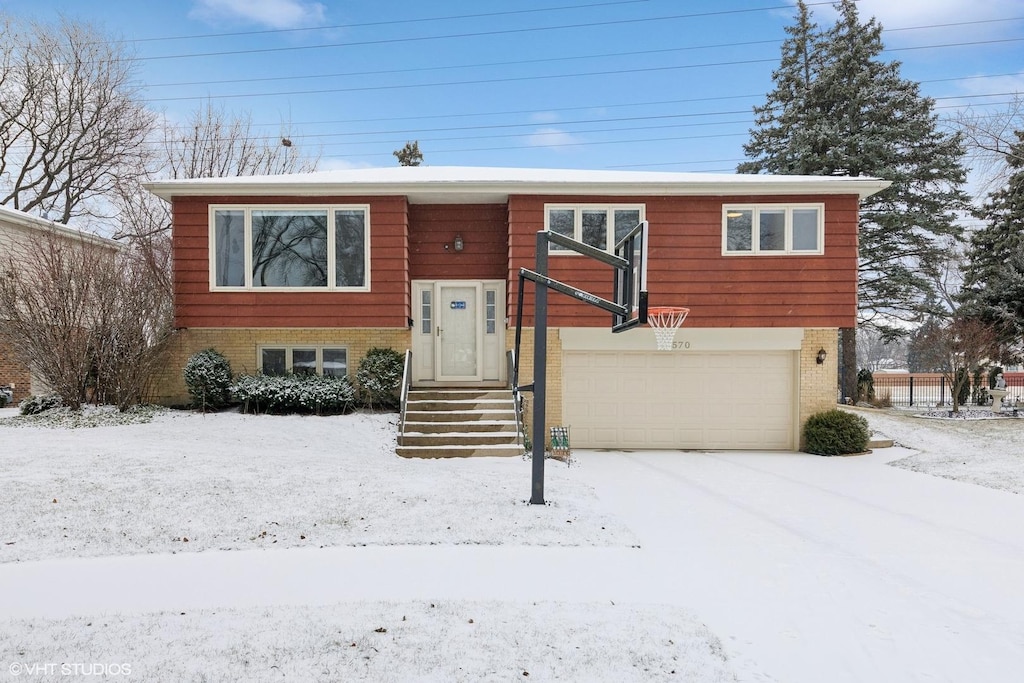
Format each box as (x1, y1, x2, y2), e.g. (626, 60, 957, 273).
(453, 234, 464, 252)
(816, 348, 827, 365)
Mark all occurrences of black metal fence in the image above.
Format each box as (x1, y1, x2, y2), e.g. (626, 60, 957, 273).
(870, 373, 1024, 407)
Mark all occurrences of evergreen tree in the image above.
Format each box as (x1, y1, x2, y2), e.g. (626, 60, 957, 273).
(959, 129, 1024, 354)
(744, 0, 968, 322)
(393, 141, 424, 166)
(738, 1, 826, 175)
(740, 0, 970, 399)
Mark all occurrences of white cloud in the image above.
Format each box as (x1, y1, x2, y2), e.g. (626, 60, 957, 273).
(526, 127, 582, 151)
(190, 0, 326, 29)
(529, 112, 562, 124)
(851, 0, 1024, 28)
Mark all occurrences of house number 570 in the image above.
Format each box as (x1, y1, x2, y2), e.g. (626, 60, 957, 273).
(671, 341, 691, 350)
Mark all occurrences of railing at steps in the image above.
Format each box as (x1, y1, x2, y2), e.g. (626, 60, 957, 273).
(507, 349, 525, 449)
(398, 349, 412, 446)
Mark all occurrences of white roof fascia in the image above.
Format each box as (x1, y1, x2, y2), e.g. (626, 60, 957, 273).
(143, 167, 892, 203)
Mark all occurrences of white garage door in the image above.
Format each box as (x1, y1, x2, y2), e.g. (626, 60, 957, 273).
(562, 351, 795, 450)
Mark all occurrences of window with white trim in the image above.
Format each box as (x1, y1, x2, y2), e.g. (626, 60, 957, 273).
(258, 346, 348, 377)
(723, 204, 824, 255)
(211, 206, 369, 290)
(545, 205, 644, 252)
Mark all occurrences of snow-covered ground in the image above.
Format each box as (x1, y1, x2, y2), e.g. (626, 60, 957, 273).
(1, 405, 1023, 682)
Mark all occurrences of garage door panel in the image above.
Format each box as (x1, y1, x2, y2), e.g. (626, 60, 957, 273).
(563, 351, 794, 450)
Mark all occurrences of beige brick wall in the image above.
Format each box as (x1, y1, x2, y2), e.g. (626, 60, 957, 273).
(799, 328, 840, 447)
(152, 328, 411, 405)
(505, 326, 564, 447)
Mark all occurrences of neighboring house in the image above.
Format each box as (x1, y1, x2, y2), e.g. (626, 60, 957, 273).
(145, 166, 888, 450)
(0, 205, 120, 404)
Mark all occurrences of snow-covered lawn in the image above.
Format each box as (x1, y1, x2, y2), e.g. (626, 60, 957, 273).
(0, 408, 633, 563)
(852, 406, 1024, 494)
(0, 407, 733, 682)
(2, 404, 1024, 682)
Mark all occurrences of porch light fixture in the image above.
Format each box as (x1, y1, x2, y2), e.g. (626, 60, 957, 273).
(453, 234, 464, 252)
(816, 348, 827, 365)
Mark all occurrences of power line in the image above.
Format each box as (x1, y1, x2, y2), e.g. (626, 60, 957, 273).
(125, 0, 655, 44)
(143, 35, 1024, 104)
(242, 71, 1022, 131)
(135, 3, 835, 62)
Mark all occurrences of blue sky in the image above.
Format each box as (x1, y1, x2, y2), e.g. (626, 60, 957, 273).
(1, 0, 1021, 173)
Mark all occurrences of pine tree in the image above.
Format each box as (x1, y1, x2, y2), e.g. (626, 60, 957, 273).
(740, 0, 970, 398)
(738, 1, 826, 175)
(744, 0, 968, 321)
(393, 141, 424, 166)
(959, 129, 1024, 354)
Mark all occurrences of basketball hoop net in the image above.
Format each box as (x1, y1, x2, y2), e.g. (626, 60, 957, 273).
(647, 306, 690, 351)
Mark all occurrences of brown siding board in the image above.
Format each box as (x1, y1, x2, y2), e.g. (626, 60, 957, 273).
(507, 194, 859, 329)
(173, 195, 410, 329)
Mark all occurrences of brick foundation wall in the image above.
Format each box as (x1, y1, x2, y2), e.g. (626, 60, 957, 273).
(0, 334, 32, 404)
(799, 328, 840, 447)
(152, 328, 412, 405)
(506, 327, 564, 447)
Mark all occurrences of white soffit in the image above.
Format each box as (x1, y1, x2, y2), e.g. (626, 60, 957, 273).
(144, 166, 892, 203)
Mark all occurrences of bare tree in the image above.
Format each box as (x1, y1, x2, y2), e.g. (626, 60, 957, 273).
(0, 231, 171, 411)
(163, 101, 318, 180)
(955, 94, 1024, 195)
(0, 14, 153, 223)
(930, 316, 1001, 413)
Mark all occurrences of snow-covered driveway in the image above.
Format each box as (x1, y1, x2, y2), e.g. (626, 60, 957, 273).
(576, 447, 1024, 683)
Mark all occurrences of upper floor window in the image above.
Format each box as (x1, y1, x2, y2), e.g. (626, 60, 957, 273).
(545, 205, 644, 252)
(723, 204, 823, 255)
(211, 206, 369, 290)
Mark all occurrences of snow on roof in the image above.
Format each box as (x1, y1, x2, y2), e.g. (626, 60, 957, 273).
(0, 204, 120, 249)
(144, 165, 891, 203)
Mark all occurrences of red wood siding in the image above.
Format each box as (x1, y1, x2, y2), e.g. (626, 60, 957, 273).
(507, 194, 860, 328)
(408, 204, 507, 280)
(172, 195, 409, 328)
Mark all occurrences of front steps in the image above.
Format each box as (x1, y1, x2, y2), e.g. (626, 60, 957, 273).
(397, 389, 523, 458)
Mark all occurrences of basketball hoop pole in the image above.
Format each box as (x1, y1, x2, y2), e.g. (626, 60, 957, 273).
(515, 230, 633, 506)
(530, 230, 548, 505)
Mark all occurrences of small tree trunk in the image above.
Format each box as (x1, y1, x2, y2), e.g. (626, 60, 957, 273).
(840, 327, 857, 403)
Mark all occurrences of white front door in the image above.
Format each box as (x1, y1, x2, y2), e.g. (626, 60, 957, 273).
(412, 280, 505, 384)
(437, 283, 483, 382)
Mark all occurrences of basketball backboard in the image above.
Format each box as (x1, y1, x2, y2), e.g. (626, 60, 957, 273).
(612, 220, 649, 332)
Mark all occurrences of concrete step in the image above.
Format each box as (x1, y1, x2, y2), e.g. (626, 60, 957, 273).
(399, 433, 521, 447)
(406, 399, 515, 412)
(404, 410, 516, 422)
(403, 420, 518, 433)
(396, 444, 525, 459)
(868, 434, 894, 449)
(408, 389, 512, 401)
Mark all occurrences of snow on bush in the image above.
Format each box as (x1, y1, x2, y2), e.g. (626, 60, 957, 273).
(356, 347, 404, 409)
(231, 373, 355, 415)
(802, 409, 870, 456)
(18, 393, 64, 416)
(182, 349, 233, 411)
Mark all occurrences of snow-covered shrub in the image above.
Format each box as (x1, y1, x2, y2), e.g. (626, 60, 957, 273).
(183, 349, 233, 411)
(232, 373, 355, 415)
(19, 394, 64, 415)
(356, 347, 404, 409)
(802, 409, 870, 456)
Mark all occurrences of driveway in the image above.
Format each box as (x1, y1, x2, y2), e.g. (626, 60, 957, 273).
(576, 447, 1024, 682)
(2, 446, 1022, 682)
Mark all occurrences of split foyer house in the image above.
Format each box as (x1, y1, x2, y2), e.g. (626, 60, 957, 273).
(146, 166, 888, 450)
